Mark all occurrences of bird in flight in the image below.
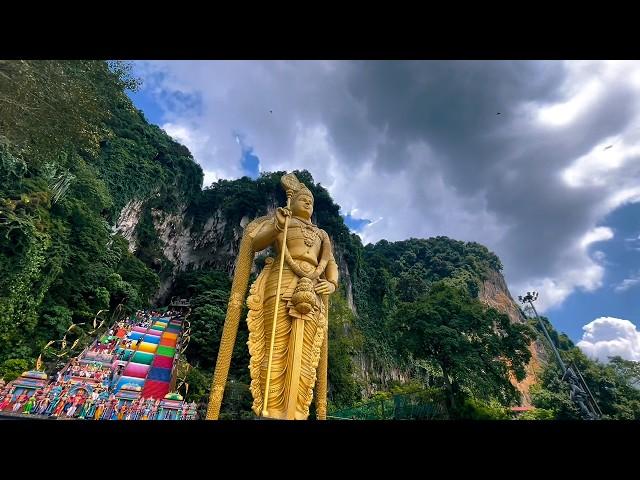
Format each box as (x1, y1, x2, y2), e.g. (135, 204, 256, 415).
(604, 144, 613, 150)
(270, 110, 273, 114)
(496, 112, 501, 115)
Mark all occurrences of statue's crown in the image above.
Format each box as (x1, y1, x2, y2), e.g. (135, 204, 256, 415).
(281, 173, 314, 201)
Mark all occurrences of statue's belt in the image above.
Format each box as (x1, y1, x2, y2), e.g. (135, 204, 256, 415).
(289, 259, 318, 275)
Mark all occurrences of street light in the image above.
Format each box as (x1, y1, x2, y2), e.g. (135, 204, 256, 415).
(518, 292, 564, 371)
(518, 291, 601, 420)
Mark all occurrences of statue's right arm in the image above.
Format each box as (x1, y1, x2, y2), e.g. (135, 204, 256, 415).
(251, 216, 279, 252)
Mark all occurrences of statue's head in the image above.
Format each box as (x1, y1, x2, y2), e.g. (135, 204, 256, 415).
(291, 185, 314, 220)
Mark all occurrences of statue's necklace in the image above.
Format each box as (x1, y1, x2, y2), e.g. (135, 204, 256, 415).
(296, 217, 320, 249)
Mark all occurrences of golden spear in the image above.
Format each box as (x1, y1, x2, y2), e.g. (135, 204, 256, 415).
(261, 178, 296, 417)
(205, 173, 298, 420)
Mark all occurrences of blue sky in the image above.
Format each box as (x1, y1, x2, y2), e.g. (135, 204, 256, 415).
(550, 202, 639, 340)
(127, 89, 165, 126)
(128, 86, 260, 181)
(125, 61, 640, 361)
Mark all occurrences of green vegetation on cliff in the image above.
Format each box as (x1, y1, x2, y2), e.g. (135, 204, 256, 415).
(352, 237, 504, 385)
(0, 60, 201, 370)
(392, 282, 533, 415)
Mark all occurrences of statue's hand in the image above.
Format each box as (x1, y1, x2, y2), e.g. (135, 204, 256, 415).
(314, 280, 336, 295)
(275, 207, 292, 229)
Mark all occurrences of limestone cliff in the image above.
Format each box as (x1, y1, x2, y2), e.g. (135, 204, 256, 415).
(115, 201, 359, 310)
(113, 199, 145, 253)
(149, 206, 244, 303)
(478, 269, 547, 406)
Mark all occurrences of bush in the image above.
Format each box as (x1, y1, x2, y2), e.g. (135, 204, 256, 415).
(457, 397, 511, 420)
(519, 407, 555, 420)
(0, 358, 32, 382)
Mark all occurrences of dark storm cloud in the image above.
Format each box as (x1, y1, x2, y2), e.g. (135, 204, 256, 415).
(136, 60, 640, 311)
(325, 61, 639, 296)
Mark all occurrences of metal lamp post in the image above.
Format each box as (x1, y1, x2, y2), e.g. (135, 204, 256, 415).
(518, 291, 601, 420)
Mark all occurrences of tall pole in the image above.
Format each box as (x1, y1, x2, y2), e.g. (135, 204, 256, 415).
(527, 299, 566, 373)
(574, 361, 603, 417)
(519, 291, 600, 419)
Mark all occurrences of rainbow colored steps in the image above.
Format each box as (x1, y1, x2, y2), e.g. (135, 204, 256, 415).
(114, 317, 183, 400)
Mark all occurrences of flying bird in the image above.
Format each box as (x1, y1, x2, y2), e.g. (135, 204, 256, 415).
(270, 110, 273, 114)
(496, 112, 501, 115)
(604, 145, 613, 150)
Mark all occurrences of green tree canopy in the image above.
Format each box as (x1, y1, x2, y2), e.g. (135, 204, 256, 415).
(391, 281, 533, 415)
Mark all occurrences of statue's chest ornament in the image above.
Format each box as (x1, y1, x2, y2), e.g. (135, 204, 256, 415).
(283, 220, 326, 280)
(301, 223, 321, 247)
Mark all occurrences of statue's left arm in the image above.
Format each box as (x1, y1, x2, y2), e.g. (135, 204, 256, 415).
(325, 250, 339, 291)
(315, 231, 339, 295)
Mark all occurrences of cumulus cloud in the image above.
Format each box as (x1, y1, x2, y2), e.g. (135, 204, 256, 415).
(577, 317, 640, 361)
(615, 271, 640, 293)
(132, 60, 640, 312)
(512, 227, 613, 311)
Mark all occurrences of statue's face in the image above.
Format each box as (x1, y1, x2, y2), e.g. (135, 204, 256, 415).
(291, 194, 313, 220)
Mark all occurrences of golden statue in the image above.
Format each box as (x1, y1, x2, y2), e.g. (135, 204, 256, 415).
(206, 173, 339, 420)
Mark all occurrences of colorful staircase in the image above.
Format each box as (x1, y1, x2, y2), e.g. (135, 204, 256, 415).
(0, 308, 197, 420)
(114, 316, 183, 400)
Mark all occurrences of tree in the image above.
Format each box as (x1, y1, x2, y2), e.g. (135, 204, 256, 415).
(526, 313, 640, 419)
(391, 281, 533, 416)
(327, 292, 363, 409)
(531, 350, 640, 420)
(0, 358, 31, 382)
(0, 60, 198, 365)
(171, 269, 237, 372)
(396, 262, 429, 302)
(0, 60, 139, 167)
(608, 356, 640, 389)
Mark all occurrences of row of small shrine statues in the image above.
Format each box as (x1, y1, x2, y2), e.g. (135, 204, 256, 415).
(0, 383, 198, 420)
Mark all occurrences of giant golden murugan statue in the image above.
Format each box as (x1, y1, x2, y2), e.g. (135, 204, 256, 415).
(206, 173, 338, 420)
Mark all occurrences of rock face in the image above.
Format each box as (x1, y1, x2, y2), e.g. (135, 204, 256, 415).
(147, 206, 246, 304)
(355, 353, 410, 395)
(333, 243, 356, 313)
(478, 269, 546, 406)
(142, 203, 360, 308)
(114, 199, 239, 303)
(113, 199, 145, 253)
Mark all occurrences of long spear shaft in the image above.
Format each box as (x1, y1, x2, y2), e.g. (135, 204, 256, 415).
(262, 194, 292, 417)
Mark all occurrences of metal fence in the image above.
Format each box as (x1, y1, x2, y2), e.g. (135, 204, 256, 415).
(329, 392, 448, 420)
